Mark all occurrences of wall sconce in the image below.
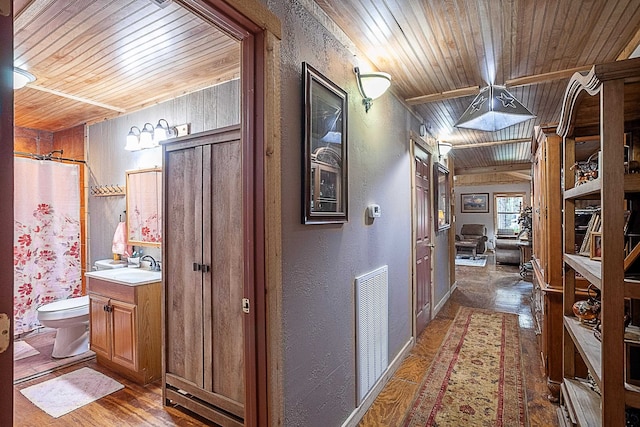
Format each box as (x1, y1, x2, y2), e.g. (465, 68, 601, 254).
(154, 119, 176, 142)
(354, 67, 391, 113)
(125, 126, 141, 151)
(454, 85, 535, 132)
(139, 123, 157, 149)
(13, 67, 36, 90)
(125, 119, 186, 151)
(438, 142, 453, 158)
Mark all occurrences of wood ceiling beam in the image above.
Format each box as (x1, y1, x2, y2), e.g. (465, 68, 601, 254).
(451, 138, 530, 149)
(26, 84, 126, 113)
(407, 66, 594, 105)
(505, 65, 593, 88)
(405, 86, 479, 105)
(617, 27, 640, 60)
(504, 171, 532, 181)
(454, 163, 531, 176)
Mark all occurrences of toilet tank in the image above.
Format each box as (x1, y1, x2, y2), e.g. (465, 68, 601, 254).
(94, 259, 127, 270)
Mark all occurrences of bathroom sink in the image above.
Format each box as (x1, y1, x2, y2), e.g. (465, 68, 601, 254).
(85, 268, 161, 286)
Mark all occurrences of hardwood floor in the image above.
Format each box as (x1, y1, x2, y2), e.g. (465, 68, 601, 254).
(14, 254, 557, 426)
(14, 359, 214, 426)
(358, 254, 559, 426)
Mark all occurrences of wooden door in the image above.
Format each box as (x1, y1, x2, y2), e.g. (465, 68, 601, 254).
(414, 146, 432, 335)
(165, 144, 206, 388)
(110, 300, 137, 371)
(203, 136, 245, 417)
(89, 294, 111, 360)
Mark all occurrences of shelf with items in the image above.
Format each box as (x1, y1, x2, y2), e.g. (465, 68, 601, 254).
(561, 379, 601, 426)
(558, 58, 640, 426)
(563, 316, 601, 386)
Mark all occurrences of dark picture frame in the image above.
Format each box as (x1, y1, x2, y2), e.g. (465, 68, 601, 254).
(590, 231, 602, 260)
(461, 193, 490, 213)
(302, 62, 348, 224)
(435, 163, 451, 231)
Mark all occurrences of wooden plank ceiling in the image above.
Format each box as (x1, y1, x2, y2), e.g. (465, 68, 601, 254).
(13, 0, 240, 132)
(13, 0, 640, 176)
(316, 0, 640, 175)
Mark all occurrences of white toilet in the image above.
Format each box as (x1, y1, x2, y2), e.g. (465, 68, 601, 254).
(37, 295, 90, 358)
(36, 259, 126, 358)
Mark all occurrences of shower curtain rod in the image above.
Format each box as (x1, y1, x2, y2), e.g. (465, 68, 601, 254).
(14, 150, 86, 164)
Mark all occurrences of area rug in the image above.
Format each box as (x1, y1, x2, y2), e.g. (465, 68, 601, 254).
(455, 254, 487, 267)
(19, 367, 124, 418)
(403, 306, 528, 426)
(14, 340, 40, 361)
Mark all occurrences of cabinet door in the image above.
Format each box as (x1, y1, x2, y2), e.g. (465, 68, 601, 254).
(204, 138, 245, 415)
(89, 294, 111, 359)
(164, 145, 205, 388)
(110, 300, 137, 371)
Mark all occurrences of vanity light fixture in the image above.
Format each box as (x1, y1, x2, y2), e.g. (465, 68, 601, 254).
(125, 126, 141, 151)
(139, 123, 157, 149)
(454, 85, 535, 132)
(13, 67, 36, 90)
(354, 67, 391, 113)
(153, 119, 176, 142)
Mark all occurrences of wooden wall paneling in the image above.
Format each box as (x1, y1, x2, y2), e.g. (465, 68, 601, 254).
(14, 126, 53, 153)
(184, 90, 205, 135)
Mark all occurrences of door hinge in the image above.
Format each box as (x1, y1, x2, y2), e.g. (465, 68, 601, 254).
(242, 298, 250, 314)
(0, 313, 9, 353)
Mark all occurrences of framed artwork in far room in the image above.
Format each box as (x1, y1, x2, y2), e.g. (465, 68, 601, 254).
(461, 193, 489, 213)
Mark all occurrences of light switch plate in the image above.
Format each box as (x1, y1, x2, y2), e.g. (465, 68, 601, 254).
(367, 204, 381, 218)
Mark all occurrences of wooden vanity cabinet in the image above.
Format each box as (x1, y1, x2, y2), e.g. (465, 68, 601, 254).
(87, 277, 161, 385)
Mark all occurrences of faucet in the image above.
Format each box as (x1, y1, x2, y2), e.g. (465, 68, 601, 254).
(141, 255, 160, 271)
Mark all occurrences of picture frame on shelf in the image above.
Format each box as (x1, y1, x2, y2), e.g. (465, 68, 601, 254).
(302, 62, 348, 224)
(460, 193, 489, 213)
(590, 231, 602, 260)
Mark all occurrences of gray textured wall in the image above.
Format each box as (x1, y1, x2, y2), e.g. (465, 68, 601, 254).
(86, 79, 240, 267)
(267, 1, 425, 425)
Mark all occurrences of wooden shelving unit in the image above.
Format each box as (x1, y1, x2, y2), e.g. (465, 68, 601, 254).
(558, 58, 640, 426)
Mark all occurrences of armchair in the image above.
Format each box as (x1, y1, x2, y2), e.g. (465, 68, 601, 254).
(455, 224, 488, 259)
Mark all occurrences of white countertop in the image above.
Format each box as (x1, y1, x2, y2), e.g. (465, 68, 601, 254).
(85, 268, 161, 286)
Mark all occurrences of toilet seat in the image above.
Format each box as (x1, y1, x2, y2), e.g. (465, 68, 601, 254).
(37, 295, 89, 322)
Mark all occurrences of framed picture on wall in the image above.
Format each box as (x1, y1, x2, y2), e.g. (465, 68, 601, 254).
(302, 62, 348, 224)
(460, 193, 489, 213)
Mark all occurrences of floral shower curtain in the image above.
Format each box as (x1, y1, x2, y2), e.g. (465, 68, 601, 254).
(14, 157, 81, 335)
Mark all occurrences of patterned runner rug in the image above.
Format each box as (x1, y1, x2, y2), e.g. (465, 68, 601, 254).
(403, 307, 528, 426)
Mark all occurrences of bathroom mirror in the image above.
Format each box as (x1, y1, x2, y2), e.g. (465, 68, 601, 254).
(126, 167, 162, 247)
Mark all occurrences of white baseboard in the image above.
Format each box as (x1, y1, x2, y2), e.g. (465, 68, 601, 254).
(341, 337, 414, 427)
(432, 282, 455, 317)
